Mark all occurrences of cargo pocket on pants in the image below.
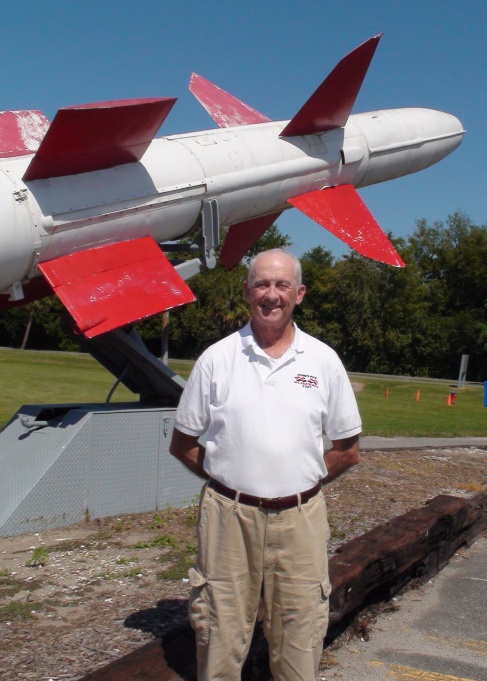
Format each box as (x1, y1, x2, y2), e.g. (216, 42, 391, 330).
(312, 577, 331, 647)
(188, 567, 210, 645)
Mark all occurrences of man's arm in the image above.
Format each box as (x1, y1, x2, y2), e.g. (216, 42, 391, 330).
(322, 435, 360, 484)
(170, 427, 208, 480)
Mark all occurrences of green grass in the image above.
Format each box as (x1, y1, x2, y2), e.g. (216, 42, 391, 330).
(158, 555, 196, 580)
(355, 380, 486, 437)
(0, 348, 192, 430)
(167, 359, 193, 381)
(0, 571, 42, 598)
(132, 534, 179, 550)
(0, 348, 485, 436)
(0, 601, 46, 621)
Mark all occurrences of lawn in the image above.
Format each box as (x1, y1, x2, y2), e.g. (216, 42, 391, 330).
(0, 348, 134, 429)
(0, 348, 485, 436)
(354, 378, 486, 437)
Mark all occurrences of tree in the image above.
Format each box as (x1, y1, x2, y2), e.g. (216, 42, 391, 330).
(166, 262, 249, 357)
(294, 246, 335, 341)
(316, 235, 453, 376)
(0, 297, 81, 351)
(407, 213, 487, 379)
(245, 224, 292, 259)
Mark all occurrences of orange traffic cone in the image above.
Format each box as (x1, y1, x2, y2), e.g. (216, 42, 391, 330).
(385, 388, 389, 398)
(447, 393, 452, 406)
(415, 390, 420, 401)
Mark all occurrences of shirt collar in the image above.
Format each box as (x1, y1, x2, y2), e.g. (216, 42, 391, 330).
(239, 321, 305, 355)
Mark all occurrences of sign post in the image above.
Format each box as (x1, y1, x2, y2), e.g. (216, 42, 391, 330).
(458, 355, 469, 388)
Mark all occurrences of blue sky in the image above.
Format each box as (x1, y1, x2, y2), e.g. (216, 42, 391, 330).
(1, 1, 485, 259)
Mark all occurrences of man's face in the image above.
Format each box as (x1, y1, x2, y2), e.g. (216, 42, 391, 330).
(244, 252, 306, 331)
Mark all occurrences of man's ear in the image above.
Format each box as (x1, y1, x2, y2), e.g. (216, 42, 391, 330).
(296, 284, 306, 305)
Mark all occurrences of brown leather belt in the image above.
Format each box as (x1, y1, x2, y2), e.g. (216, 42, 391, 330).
(207, 479, 322, 510)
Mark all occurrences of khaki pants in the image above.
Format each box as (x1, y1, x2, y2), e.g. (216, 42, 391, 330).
(188, 484, 331, 681)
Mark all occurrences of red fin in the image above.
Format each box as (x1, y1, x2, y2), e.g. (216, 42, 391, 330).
(23, 98, 176, 181)
(281, 35, 381, 137)
(0, 110, 50, 158)
(288, 185, 405, 267)
(220, 212, 283, 270)
(189, 73, 270, 128)
(38, 237, 196, 338)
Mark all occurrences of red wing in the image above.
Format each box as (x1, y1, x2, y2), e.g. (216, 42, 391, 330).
(0, 110, 50, 158)
(281, 35, 381, 137)
(23, 98, 176, 181)
(289, 185, 405, 267)
(39, 237, 196, 338)
(220, 212, 283, 270)
(190, 73, 270, 128)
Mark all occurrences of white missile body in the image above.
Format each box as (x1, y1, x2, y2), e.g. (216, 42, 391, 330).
(0, 36, 464, 338)
(0, 109, 463, 289)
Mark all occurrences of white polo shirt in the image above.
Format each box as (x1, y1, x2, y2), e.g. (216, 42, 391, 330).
(175, 322, 362, 497)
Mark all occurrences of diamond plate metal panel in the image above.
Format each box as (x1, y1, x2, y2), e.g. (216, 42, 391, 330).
(157, 411, 202, 509)
(0, 405, 89, 533)
(1, 415, 91, 535)
(0, 403, 203, 536)
(89, 409, 161, 517)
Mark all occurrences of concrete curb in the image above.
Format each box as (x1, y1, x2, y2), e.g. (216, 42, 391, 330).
(359, 436, 487, 451)
(321, 436, 487, 451)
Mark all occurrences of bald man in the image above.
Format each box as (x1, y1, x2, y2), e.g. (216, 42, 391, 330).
(170, 249, 361, 681)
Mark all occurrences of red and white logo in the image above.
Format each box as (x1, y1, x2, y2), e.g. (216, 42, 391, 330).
(294, 373, 318, 388)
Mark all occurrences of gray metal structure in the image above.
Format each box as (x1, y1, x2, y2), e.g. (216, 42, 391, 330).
(0, 402, 201, 537)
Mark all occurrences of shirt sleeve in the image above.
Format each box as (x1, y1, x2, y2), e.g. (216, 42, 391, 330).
(174, 356, 212, 437)
(323, 362, 362, 441)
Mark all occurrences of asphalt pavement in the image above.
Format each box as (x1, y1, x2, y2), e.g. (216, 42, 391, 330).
(323, 436, 487, 681)
(326, 535, 487, 681)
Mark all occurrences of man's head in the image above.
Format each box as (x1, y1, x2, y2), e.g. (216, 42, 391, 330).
(247, 249, 303, 287)
(244, 250, 305, 335)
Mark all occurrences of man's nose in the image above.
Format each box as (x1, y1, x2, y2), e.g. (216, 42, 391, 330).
(264, 284, 280, 299)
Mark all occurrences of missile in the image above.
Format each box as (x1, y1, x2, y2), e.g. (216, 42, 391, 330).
(0, 35, 464, 339)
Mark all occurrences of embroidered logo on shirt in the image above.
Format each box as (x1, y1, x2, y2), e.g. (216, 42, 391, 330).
(294, 373, 318, 388)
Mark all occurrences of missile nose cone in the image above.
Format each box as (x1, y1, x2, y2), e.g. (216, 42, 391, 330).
(415, 109, 465, 165)
(432, 109, 465, 150)
(353, 107, 465, 188)
(451, 113, 466, 146)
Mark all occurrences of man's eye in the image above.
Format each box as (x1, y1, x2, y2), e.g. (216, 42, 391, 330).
(253, 282, 292, 291)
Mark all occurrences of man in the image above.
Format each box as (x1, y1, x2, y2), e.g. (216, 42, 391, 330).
(170, 249, 361, 681)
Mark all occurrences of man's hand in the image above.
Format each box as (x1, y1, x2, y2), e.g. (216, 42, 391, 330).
(170, 428, 208, 479)
(322, 435, 360, 484)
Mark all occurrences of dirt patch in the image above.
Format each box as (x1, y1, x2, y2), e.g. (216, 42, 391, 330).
(1, 447, 486, 681)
